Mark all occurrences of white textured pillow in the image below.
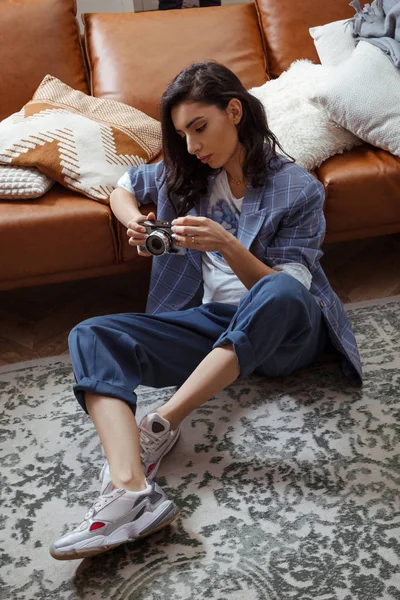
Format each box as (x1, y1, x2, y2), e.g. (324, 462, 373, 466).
(0, 165, 54, 199)
(249, 60, 361, 171)
(309, 42, 400, 157)
(309, 19, 356, 66)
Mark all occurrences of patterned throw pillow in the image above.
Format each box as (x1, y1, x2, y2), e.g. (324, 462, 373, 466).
(0, 75, 162, 204)
(0, 165, 54, 199)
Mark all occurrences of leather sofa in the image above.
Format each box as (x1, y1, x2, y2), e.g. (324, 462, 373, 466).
(1, 0, 399, 292)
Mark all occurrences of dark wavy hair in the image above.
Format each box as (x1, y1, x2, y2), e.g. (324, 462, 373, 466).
(160, 61, 289, 217)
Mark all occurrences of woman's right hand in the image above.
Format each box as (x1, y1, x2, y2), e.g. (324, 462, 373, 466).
(127, 211, 156, 256)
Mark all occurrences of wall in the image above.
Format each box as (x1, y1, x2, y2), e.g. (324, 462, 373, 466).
(138, 0, 251, 10)
(77, 0, 251, 22)
(76, 0, 135, 30)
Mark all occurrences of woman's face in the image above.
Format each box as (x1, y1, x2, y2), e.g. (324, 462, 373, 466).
(171, 100, 243, 169)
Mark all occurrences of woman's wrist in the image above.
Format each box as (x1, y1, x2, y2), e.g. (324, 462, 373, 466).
(219, 233, 241, 259)
(110, 188, 143, 229)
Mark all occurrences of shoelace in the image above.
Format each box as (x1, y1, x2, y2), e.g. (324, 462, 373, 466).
(83, 492, 120, 521)
(139, 428, 168, 460)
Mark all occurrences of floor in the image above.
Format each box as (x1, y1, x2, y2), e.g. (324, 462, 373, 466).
(0, 233, 399, 366)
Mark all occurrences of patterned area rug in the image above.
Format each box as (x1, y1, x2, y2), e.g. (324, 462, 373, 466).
(1, 297, 400, 600)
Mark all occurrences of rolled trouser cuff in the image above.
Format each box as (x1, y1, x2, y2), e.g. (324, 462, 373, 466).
(213, 330, 256, 379)
(73, 377, 137, 415)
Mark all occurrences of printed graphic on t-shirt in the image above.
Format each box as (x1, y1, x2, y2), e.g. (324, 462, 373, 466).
(208, 197, 240, 260)
(208, 198, 240, 237)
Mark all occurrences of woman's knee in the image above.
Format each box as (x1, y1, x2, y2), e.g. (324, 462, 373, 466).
(252, 273, 307, 306)
(68, 316, 108, 352)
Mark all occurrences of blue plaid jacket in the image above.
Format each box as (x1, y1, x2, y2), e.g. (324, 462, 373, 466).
(127, 158, 362, 386)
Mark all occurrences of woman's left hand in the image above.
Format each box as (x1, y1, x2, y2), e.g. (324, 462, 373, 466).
(172, 216, 231, 252)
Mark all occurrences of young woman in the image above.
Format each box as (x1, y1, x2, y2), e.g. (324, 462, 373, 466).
(50, 62, 362, 560)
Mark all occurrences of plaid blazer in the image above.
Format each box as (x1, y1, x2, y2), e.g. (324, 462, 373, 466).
(127, 158, 362, 386)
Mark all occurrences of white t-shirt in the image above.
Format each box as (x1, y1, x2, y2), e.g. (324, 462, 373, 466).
(202, 170, 247, 304)
(202, 170, 312, 305)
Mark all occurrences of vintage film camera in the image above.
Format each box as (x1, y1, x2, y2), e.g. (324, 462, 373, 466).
(138, 220, 185, 256)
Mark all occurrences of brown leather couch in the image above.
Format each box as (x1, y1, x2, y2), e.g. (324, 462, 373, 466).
(1, 0, 399, 292)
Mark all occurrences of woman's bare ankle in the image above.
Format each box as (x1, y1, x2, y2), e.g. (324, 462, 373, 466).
(112, 480, 147, 493)
(110, 470, 147, 493)
(155, 407, 180, 431)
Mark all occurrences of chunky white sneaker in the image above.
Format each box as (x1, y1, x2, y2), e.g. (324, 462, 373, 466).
(99, 460, 112, 496)
(50, 480, 179, 560)
(139, 413, 180, 479)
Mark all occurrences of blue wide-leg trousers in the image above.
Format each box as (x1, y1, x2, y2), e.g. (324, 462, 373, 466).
(69, 274, 327, 414)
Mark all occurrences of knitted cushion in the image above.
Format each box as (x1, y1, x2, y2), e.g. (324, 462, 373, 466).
(0, 165, 54, 199)
(0, 75, 162, 204)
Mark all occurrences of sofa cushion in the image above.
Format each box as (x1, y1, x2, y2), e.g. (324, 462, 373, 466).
(0, 0, 88, 122)
(316, 145, 400, 242)
(255, 0, 354, 77)
(84, 4, 268, 120)
(0, 75, 162, 204)
(0, 185, 119, 284)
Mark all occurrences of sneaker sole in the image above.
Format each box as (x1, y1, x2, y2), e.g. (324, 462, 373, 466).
(145, 427, 181, 481)
(49, 502, 180, 561)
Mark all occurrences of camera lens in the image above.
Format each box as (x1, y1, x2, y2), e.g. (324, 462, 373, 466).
(145, 230, 171, 256)
(151, 238, 163, 251)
